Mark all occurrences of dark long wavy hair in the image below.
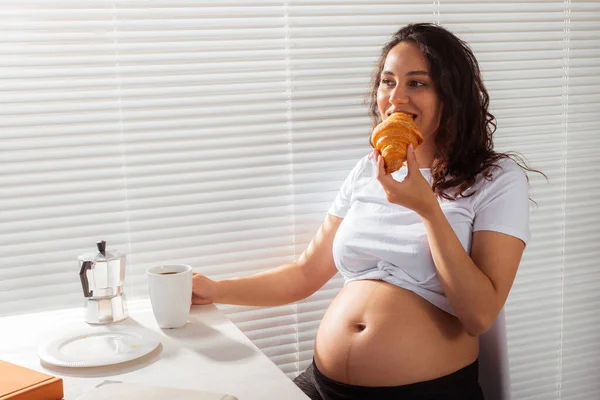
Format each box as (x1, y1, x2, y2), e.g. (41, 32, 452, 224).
(368, 23, 543, 200)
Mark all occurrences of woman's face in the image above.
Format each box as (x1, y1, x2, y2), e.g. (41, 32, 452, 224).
(376, 41, 443, 140)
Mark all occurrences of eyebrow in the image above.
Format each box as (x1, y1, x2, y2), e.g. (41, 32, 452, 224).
(382, 70, 430, 77)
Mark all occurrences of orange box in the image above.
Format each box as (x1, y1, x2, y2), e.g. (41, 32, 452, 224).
(0, 360, 63, 400)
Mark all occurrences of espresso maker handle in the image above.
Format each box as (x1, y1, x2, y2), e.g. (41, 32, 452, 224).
(79, 261, 94, 298)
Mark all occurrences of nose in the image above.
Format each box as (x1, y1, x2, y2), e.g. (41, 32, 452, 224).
(389, 85, 409, 106)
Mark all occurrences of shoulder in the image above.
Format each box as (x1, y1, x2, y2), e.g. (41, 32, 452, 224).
(334, 152, 376, 198)
(469, 157, 531, 244)
(455, 157, 526, 200)
(346, 152, 376, 180)
(481, 157, 528, 188)
(357, 152, 375, 170)
(463, 157, 526, 192)
(470, 157, 530, 211)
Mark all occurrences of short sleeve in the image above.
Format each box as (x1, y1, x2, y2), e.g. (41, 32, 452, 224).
(327, 155, 370, 218)
(473, 159, 531, 245)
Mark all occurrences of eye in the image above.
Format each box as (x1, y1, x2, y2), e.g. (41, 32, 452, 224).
(380, 78, 396, 88)
(408, 80, 426, 87)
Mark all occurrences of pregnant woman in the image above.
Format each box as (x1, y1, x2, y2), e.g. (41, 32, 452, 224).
(191, 23, 537, 400)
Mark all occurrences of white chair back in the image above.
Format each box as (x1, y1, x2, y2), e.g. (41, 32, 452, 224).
(478, 308, 511, 400)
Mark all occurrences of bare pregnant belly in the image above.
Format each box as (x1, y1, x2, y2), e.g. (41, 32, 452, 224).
(313, 279, 479, 386)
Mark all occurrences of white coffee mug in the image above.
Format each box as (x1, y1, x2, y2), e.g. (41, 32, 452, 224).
(147, 264, 192, 329)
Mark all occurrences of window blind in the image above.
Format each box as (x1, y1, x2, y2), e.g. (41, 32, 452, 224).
(1, 1, 599, 398)
(441, 3, 567, 399)
(1, 1, 132, 312)
(562, 1, 600, 399)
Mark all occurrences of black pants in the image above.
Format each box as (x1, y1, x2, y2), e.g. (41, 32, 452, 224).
(293, 359, 484, 400)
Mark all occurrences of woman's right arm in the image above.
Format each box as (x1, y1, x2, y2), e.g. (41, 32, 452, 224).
(192, 214, 342, 306)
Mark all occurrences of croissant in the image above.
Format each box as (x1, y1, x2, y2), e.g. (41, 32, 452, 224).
(370, 112, 424, 173)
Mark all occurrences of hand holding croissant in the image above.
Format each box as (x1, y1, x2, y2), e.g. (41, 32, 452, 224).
(370, 112, 424, 173)
(371, 113, 437, 217)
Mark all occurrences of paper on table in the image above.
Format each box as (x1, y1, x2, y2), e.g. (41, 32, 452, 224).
(76, 381, 239, 400)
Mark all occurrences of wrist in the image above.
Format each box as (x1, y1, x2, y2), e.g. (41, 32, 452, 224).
(418, 198, 443, 221)
(213, 279, 226, 303)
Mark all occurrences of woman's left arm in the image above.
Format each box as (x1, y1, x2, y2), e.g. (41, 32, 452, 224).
(421, 208, 524, 336)
(374, 146, 526, 336)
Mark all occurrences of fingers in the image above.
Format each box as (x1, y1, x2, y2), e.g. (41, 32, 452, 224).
(375, 151, 385, 175)
(373, 150, 388, 177)
(191, 272, 217, 306)
(405, 143, 418, 176)
(192, 294, 213, 305)
(374, 151, 394, 184)
(369, 147, 378, 161)
(375, 152, 400, 203)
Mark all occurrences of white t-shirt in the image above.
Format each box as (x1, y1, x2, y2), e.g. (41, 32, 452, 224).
(327, 153, 530, 315)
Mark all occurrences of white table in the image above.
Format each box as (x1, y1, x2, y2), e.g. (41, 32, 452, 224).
(0, 299, 309, 400)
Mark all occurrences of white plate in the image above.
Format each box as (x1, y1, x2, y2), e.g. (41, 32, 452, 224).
(38, 327, 161, 367)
